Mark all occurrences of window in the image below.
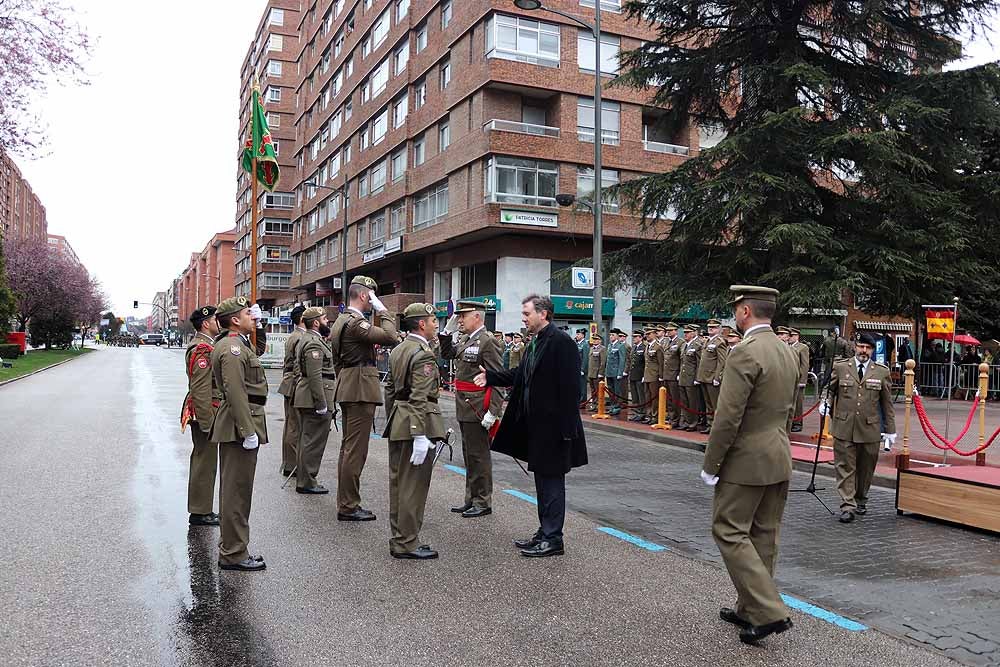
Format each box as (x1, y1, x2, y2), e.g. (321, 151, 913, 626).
(577, 97, 620, 144)
(268, 60, 282, 76)
(262, 219, 294, 235)
(485, 156, 557, 206)
(441, 0, 452, 28)
(416, 22, 428, 52)
(486, 14, 560, 67)
(576, 167, 620, 212)
(440, 56, 451, 88)
(367, 58, 389, 100)
(393, 93, 408, 127)
(266, 86, 281, 103)
(262, 272, 292, 289)
(461, 261, 497, 297)
(391, 146, 407, 180)
(265, 192, 295, 209)
(367, 9, 390, 55)
(414, 181, 449, 229)
(396, 0, 409, 22)
(267, 112, 281, 128)
(577, 30, 619, 74)
(370, 212, 386, 242)
(357, 222, 367, 249)
(264, 245, 290, 261)
(359, 126, 370, 151)
(372, 108, 388, 145)
(390, 203, 405, 236)
(580, 0, 621, 11)
(438, 121, 450, 150)
(394, 40, 409, 74)
(414, 78, 427, 108)
(371, 159, 387, 193)
(359, 171, 369, 197)
(329, 151, 341, 178)
(269, 8, 284, 25)
(318, 242, 327, 266)
(414, 133, 426, 165)
(268, 34, 283, 51)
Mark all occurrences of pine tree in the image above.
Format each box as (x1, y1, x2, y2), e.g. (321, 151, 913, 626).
(610, 0, 1000, 319)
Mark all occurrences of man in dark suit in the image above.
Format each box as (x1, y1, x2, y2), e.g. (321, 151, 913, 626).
(474, 294, 588, 558)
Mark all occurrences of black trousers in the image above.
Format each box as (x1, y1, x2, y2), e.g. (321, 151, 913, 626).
(533, 473, 566, 542)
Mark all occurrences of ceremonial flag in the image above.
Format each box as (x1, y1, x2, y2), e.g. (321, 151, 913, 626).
(241, 84, 280, 192)
(925, 307, 956, 339)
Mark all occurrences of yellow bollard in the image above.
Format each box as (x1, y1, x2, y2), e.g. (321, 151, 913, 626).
(977, 362, 988, 466)
(652, 386, 671, 430)
(592, 380, 611, 420)
(898, 359, 915, 470)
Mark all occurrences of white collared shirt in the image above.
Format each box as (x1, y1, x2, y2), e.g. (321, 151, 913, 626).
(856, 358, 870, 378)
(743, 324, 772, 338)
(467, 325, 486, 340)
(408, 333, 428, 345)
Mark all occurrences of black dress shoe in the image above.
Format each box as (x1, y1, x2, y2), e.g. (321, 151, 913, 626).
(219, 556, 267, 571)
(855, 505, 867, 515)
(338, 508, 377, 521)
(189, 513, 220, 526)
(739, 618, 793, 644)
(462, 506, 492, 518)
(839, 510, 855, 523)
(450, 502, 473, 514)
(520, 540, 564, 558)
(514, 534, 542, 549)
(720, 607, 752, 629)
(682, 425, 697, 432)
(790, 424, 803, 433)
(296, 485, 329, 494)
(391, 545, 439, 560)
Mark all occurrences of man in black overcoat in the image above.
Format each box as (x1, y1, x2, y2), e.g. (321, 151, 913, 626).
(474, 294, 588, 557)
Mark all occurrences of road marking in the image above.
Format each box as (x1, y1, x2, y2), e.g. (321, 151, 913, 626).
(780, 594, 868, 631)
(597, 527, 668, 552)
(443, 464, 466, 476)
(503, 489, 537, 505)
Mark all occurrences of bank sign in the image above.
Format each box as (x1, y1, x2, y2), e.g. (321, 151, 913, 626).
(500, 209, 558, 228)
(434, 295, 500, 317)
(553, 296, 615, 317)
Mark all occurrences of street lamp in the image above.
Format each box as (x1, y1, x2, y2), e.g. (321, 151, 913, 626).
(303, 180, 349, 306)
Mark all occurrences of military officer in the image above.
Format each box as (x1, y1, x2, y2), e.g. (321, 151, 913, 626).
(293, 307, 335, 494)
(776, 325, 790, 344)
(628, 330, 647, 422)
(642, 328, 663, 424)
(662, 323, 683, 427)
(574, 328, 589, 402)
(277, 305, 307, 476)
(509, 332, 525, 368)
(677, 324, 703, 431)
(503, 333, 513, 369)
(789, 327, 811, 432)
(587, 334, 607, 411)
(696, 318, 729, 434)
(209, 296, 268, 571)
(383, 303, 446, 559)
(182, 306, 221, 527)
(702, 285, 797, 644)
(720, 329, 742, 378)
(821, 332, 896, 523)
(329, 275, 399, 522)
(604, 328, 627, 416)
(821, 327, 852, 383)
(438, 300, 504, 518)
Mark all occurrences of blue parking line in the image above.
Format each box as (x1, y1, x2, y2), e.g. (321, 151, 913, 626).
(597, 526, 667, 552)
(443, 464, 466, 476)
(780, 594, 867, 631)
(503, 489, 538, 505)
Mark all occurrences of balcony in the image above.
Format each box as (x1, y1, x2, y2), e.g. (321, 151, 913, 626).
(643, 140, 690, 156)
(483, 119, 560, 138)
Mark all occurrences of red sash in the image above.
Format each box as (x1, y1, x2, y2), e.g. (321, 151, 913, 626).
(454, 380, 501, 439)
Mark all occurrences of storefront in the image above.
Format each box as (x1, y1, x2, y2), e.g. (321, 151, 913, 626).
(434, 294, 500, 331)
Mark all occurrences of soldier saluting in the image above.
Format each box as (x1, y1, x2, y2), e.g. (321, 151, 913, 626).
(438, 300, 504, 518)
(293, 307, 335, 495)
(329, 275, 399, 522)
(181, 306, 221, 527)
(383, 303, 446, 559)
(277, 305, 307, 477)
(209, 296, 268, 572)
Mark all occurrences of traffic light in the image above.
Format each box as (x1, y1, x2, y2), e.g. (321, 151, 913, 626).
(133, 300, 139, 309)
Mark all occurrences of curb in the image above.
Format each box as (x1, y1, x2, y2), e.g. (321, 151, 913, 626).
(0, 352, 91, 388)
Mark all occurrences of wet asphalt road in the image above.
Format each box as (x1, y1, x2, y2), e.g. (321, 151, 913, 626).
(0, 347, 967, 666)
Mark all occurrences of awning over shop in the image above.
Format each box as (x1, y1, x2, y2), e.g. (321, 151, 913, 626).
(854, 321, 912, 332)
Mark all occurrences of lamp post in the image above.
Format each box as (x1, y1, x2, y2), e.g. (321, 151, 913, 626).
(303, 179, 349, 306)
(514, 0, 604, 332)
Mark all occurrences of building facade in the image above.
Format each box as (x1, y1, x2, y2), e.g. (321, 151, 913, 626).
(177, 229, 238, 324)
(1, 149, 48, 244)
(46, 234, 82, 265)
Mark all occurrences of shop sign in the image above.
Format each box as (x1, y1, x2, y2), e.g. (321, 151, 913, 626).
(500, 209, 558, 228)
(384, 237, 402, 254)
(553, 296, 615, 317)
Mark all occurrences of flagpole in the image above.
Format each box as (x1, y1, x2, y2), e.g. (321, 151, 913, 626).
(943, 296, 959, 462)
(249, 79, 260, 351)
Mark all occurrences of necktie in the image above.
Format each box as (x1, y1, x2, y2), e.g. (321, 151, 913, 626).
(858, 363, 865, 382)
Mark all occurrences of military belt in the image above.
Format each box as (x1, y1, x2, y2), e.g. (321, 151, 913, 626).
(248, 395, 267, 406)
(322, 372, 337, 379)
(340, 362, 376, 368)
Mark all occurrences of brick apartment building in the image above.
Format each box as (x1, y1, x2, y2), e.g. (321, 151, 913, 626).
(176, 229, 238, 326)
(238, 0, 725, 333)
(46, 234, 82, 265)
(1, 149, 48, 244)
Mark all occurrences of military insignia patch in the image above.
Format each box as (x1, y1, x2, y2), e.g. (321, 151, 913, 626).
(231, 345, 241, 356)
(360, 321, 371, 330)
(424, 363, 434, 376)
(311, 350, 320, 359)
(197, 358, 209, 369)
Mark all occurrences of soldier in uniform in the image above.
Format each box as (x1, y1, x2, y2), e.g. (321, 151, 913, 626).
(503, 333, 513, 369)
(574, 328, 589, 402)
(329, 275, 398, 521)
(678, 324, 703, 431)
(383, 303, 445, 559)
(438, 300, 504, 518)
(293, 307, 335, 494)
(702, 285, 797, 644)
(209, 296, 268, 571)
(776, 325, 790, 344)
(821, 332, 896, 523)
(720, 329, 742, 378)
(789, 327, 811, 432)
(604, 328, 627, 416)
(662, 323, 683, 427)
(642, 328, 663, 424)
(696, 319, 729, 434)
(509, 332, 525, 368)
(587, 334, 607, 411)
(820, 326, 852, 384)
(277, 305, 307, 476)
(628, 330, 647, 422)
(182, 306, 221, 527)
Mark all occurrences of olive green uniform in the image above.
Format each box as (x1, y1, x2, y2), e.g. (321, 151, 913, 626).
(663, 334, 683, 425)
(643, 338, 663, 422)
(791, 341, 811, 429)
(209, 332, 268, 566)
(678, 336, 703, 429)
(293, 330, 335, 489)
(439, 327, 504, 509)
(509, 341, 524, 368)
(587, 344, 607, 408)
(703, 324, 798, 627)
(277, 326, 307, 472)
(182, 332, 220, 515)
(629, 340, 647, 419)
(827, 358, 895, 511)
(383, 334, 446, 554)
(696, 334, 728, 429)
(330, 307, 399, 513)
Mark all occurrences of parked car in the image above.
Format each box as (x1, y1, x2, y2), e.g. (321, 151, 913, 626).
(140, 334, 165, 346)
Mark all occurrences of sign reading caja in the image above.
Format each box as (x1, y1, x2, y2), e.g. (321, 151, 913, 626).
(500, 209, 558, 228)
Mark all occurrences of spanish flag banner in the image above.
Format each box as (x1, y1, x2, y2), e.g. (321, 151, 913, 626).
(925, 308, 956, 339)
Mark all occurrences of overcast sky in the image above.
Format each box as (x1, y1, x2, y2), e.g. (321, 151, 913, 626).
(12, 2, 999, 320)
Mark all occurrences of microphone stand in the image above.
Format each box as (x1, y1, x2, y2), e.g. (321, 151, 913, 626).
(790, 409, 834, 514)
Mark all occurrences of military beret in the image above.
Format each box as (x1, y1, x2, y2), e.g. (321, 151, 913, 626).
(776, 326, 790, 334)
(685, 324, 700, 333)
(788, 327, 800, 335)
(189, 305, 217, 327)
(454, 299, 486, 313)
(216, 295, 250, 317)
(729, 284, 780, 304)
(302, 306, 326, 322)
(403, 302, 436, 319)
(857, 332, 878, 347)
(706, 318, 722, 327)
(290, 304, 307, 321)
(351, 275, 378, 290)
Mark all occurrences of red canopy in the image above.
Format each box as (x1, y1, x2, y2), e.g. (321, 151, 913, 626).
(952, 333, 981, 346)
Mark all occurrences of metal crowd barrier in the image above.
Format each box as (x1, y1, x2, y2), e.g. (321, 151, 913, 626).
(915, 362, 1000, 399)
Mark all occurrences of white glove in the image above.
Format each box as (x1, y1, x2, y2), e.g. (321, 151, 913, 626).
(443, 314, 459, 335)
(798, 383, 807, 388)
(481, 411, 497, 430)
(410, 435, 434, 465)
(249, 303, 264, 320)
(700, 470, 719, 486)
(886, 433, 897, 445)
(712, 379, 720, 386)
(694, 380, 701, 385)
(242, 433, 260, 450)
(818, 401, 830, 417)
(368, 289, 386, 313)
(316, 405, 328, 415)
(676, 375, 680, 381)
